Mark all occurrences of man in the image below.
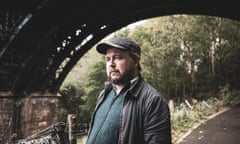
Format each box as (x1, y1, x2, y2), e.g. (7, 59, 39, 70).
(87, 37, 171, 144)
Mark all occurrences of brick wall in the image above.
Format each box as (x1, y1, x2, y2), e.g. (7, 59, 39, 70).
(20, 96, 59, 137)
(0, 98, 15, 143)
(0, 94, 59, 143)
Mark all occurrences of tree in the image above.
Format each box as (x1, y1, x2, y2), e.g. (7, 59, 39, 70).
(83, 59, 107, 121)
(125, 15, 240, 100)
(58, 83, 85, 123)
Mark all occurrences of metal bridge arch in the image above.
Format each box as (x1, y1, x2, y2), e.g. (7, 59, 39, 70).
(0, 0, 239, 95)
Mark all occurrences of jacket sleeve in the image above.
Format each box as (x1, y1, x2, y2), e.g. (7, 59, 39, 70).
(144, 95, 172, 144)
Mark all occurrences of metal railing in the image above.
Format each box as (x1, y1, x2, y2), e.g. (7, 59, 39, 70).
(6, 122, 89, 144)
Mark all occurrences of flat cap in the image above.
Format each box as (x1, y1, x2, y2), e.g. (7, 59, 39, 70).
(96, 37, 141, 56)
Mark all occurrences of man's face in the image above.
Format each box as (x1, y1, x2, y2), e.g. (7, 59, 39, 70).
(105, 48, 138, 85)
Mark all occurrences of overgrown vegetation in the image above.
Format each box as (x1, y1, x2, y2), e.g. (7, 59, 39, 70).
(171, 84, 240, 143)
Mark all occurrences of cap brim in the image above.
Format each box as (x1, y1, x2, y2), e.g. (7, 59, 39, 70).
(96, 42, 128, 54)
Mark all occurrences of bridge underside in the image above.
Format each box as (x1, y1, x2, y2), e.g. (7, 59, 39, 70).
(0, 0, 239, 96)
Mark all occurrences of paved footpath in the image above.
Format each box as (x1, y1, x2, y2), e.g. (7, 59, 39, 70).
(176, 104, 240, 144)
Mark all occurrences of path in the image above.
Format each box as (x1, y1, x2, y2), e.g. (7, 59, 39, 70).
(176, 104, 240, 144)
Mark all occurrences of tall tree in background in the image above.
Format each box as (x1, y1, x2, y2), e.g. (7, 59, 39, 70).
(124, 15, 240, 100)
(83, 59, 106, 121)
(128, 16, 193, 100)
(189, 16, 240, 90)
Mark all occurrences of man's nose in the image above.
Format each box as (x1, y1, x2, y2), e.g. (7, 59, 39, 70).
(110, 59, 115, 67)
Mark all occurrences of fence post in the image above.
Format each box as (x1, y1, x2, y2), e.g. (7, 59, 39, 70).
(68, 114, 77, 144)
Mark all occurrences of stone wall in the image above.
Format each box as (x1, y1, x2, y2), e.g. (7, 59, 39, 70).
(20, 96, 59, 137)
(0, 93, 59, 143)
(0, 98, 15, 143)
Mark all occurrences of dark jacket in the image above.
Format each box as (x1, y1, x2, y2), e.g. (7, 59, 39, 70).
(88, 77, 172, 144)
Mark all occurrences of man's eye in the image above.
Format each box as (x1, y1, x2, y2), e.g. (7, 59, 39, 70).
(114, 56, 121, 59)
(105, 57, 110, 62)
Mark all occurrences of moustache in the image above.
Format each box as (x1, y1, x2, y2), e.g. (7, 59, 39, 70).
(110, 69, 120, 74)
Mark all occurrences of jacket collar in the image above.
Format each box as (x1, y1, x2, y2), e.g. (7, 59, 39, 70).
(127, 76, 143, 98)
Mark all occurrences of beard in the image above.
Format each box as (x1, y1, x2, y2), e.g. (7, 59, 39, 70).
(108, 67, 135, 85)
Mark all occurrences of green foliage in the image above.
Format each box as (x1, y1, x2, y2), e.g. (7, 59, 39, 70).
(59, 47, 102, 123)
(171, 98, 223, 143)
(124, 15, 240, 101)
(219, 84, 240, 106)
(58, 83, 86, 123)
(83, 59, 107, 119)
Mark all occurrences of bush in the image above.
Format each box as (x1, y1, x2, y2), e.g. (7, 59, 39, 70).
(170, 98, 223, 143)
(219, 84, 240, 106)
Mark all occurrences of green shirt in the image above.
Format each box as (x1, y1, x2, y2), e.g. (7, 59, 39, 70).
(87, 87, 126, 144)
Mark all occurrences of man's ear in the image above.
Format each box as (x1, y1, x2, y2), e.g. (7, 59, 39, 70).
(134, 58, 140, 67)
